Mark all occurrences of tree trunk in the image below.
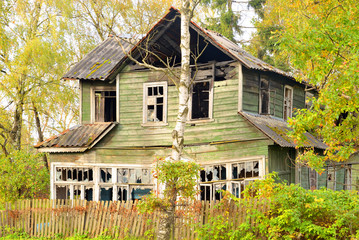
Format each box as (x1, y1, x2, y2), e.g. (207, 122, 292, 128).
(157, 1, 193, 240)
(33, 101, 49, 169)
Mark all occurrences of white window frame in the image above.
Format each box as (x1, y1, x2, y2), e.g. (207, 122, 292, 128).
(198, 156, 265, 201)
(142, 82, 168, 126)
(90, 86, 117, 123)
(51, 162, 154, 201)
(283, 85, 293, 121)
(188, 78, 214, 122)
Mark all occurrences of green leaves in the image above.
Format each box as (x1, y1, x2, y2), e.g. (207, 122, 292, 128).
(0, 150, 49, 204)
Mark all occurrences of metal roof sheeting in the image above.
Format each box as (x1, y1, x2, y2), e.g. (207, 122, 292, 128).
(239, 111, 327, 149)
(35, 123, 116, 149)
(199, 28, 292, 78)
(63, 37, 133, 81)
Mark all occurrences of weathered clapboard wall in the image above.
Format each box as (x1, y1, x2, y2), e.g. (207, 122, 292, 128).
(268, 145, 296, 184)
(242, 67, 306, 119)
(71, 62, 274, 167)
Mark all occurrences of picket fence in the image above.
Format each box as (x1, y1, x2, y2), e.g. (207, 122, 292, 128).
(0, 198, 269, 239)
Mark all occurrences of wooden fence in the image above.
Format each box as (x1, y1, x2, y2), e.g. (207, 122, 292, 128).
(0, 199, 269, 239)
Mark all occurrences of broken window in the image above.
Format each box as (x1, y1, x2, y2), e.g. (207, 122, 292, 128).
(283, 86, 293, 121)
(143, 82, 167, 124)
(118, 186, 128, 201)
(55, 167, 93, 182)
(344, 165, 352, 190)
(200, 165, 226, 182)
(232, 161, 259, 179)
(260, 78, 270, 115)
(94, 90, 116, 122)
(100, 187, 113, 201)
(131, 187, 152, 200)
(191, 80, 212, 120)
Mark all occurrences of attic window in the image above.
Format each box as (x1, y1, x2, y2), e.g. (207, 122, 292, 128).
(143, 82, 167, 125)
(190, 80, 213, 120)
(259, 78, 270, 115)
(94, 90, 116, 122)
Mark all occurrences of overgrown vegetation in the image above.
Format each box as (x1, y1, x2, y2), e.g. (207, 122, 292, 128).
(197, 174, 359, 240)
(0, 150, 49, 204)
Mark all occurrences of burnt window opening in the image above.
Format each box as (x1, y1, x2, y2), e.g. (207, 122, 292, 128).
(260, 78, 270, 115)
(144, 83, 167, 123)
(283, 86, 293, 121)
(191, 81, 211, 119)
(94, 90, 116, 122)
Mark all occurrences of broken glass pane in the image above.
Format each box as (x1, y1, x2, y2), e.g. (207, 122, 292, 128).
(253, 161, 259, 177)
(118, 169, 128, 183)
(142, 169, 151, 184)
(213, 166, 219, 181)
(85, 187, 93, 201)
(238, 163, 245, 178)
(100, 187, 113, 201)
(56, 168, 62, 181)
(245, 162, 253, 178)
(206, 166, 213, 181)
(118, 187, 128, 201)
(200, 170, 206, 182)
(129, 169, 136, 183)
(130, 187, 151, 200)
(136, 169, 142, 183)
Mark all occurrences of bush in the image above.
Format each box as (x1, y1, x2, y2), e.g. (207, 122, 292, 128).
(197, 174, 359, 240)
(0, 150, 49, 204)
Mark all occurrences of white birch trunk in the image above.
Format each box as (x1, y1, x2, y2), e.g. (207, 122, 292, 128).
(171, 0, 191, 162)
(157, 1, 193, 240)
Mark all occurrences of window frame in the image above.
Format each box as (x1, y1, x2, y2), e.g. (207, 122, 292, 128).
(259, 77, 270, 115)
(51, 163, 154, 201)
(283, 85, 293, 121)
(188, 78, 214, 122)
(91, 86, 117, 123)
(199, 156, 265, 201)
(142, 82, 168, 126)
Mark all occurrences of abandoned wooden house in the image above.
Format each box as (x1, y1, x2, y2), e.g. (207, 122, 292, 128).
(35, 7, 354, 201)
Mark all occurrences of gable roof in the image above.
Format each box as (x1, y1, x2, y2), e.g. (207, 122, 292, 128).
(62, 7, 292, 81)
(239, 111, 327, 149)
(35, 123, 116, 153)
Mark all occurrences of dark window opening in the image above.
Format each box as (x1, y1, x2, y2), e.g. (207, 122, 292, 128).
(95, 90, 116, 122)
(100, 187, 113, 201)
(192, 81, 210, 119)
(335, 112, 348, 126)
(85, 188, 93, 201)
(56, 186, 68, 200)
(200, 185, 211, 201)
(214, 184, 226, 201)
(118, 187, 128, 201)
(260, 78, 269, 115)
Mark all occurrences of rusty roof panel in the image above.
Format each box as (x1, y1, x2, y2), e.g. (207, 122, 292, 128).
(63, 37, 132, 81)
(35, 123, 116, 148)
(199, 28, 292, 78)
(239, 111, 327, 149)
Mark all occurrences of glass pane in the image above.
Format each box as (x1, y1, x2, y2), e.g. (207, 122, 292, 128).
(56, 168, 62, 181)
(118, 169, 129, 183)
(245, 162, 253, 178)
(238, 163, 245, 178)
(129, 169, 136, 183)
(118, 187, 128, 201)
(142, 169, 151, 184)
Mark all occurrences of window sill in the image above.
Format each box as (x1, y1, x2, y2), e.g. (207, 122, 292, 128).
(186, 118, 215, 125)
(141, 122, 168, 127)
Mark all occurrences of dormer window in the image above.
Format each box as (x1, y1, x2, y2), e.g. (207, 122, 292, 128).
(94, 90, 116, 122)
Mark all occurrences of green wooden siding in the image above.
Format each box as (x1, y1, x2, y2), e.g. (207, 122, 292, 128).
(242, 68, 306, 119)
(268, 145, 295, 184)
